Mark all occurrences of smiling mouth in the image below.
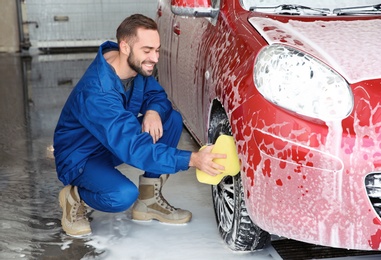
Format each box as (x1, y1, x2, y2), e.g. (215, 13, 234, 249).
(143, 62, 155, 72)
(144, 64, 154, 68)
(143, 61, 155, 66)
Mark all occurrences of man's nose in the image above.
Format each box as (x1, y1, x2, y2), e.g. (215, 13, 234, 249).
(150, 51, 159, 63)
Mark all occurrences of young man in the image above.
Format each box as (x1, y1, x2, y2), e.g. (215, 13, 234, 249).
(54, 14, 225, 236)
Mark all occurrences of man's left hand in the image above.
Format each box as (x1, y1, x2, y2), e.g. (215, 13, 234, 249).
(142, 110, 163, 144)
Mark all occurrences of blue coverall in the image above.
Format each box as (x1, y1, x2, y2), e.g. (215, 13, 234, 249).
(53, 41, 192, 212)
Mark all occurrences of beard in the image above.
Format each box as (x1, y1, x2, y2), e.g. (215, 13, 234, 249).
(127, 50, 154, 77)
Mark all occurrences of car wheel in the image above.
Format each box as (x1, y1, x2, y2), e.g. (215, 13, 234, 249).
(209, 104, 271, 251)
(212, 174, 271, 251)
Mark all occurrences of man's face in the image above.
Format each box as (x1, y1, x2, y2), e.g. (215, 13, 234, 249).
(127, 29, 160, 77)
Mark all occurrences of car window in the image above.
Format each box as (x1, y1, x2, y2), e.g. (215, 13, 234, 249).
(241, 0, 381, 12)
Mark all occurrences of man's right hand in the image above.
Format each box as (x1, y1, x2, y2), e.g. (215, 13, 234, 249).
(189, 145, 227, 176)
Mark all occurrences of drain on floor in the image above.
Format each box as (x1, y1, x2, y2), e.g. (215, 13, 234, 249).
(271, 239, 381, 260)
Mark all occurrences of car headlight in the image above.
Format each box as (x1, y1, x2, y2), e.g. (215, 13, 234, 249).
(254, 44, 353, 121)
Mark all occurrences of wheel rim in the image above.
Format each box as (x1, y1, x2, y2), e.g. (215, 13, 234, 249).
(212, 175, 235, 232)
(209, 108, 236, 233)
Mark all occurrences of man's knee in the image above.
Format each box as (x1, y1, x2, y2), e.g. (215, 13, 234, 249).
(101, 182, 139, 212)
(164, 109, 183, 131)
(170, 109, 182, 124)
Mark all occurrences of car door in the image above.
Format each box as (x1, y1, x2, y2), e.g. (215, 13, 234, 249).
(170, 15, 210, 142)
(156, 1, 175, 97)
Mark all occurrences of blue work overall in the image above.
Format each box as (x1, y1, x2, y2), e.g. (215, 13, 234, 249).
(54, 41, 191, 212)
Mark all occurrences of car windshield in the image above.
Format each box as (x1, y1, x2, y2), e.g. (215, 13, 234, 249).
(241, 0, 381, 15)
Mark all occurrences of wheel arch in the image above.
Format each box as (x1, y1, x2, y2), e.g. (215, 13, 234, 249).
(207, 98, 231, 143)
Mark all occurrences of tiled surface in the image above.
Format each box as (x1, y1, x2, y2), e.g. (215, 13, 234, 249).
(23, 0, 158, 48)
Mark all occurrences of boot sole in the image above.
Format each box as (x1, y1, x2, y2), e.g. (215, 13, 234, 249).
(132, 211, 192, 224)
(59, 186, 92, 236)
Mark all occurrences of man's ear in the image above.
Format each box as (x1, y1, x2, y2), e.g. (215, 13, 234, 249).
(120, 41, 130, 55)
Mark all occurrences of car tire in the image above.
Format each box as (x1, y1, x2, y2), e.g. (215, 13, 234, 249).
(212, 174, 271, 251)
(209, 104, 271, 251)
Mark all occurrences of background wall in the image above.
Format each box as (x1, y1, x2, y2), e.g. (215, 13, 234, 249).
(0, 0, 20, 53)
(0, 0, 158, 53)
(25, 0, 158, 49)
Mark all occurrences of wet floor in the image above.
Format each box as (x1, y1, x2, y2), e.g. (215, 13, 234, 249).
(0, 52, 99, 259)
(1, 51, 381, 260)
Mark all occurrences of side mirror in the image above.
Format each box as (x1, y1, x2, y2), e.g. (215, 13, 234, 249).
(171, 0, 219, 18)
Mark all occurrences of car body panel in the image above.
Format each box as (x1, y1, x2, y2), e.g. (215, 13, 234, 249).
(249, 16, 381, 83)
(156, 0, 381, 250)
(232, 81, 381, 249)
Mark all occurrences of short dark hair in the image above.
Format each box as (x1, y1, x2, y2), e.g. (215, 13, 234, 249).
(116, 14, 158, 44)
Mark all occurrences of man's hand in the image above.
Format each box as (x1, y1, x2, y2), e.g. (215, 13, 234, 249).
(189, 145, 227, 176)
(142, 110, 163, 143)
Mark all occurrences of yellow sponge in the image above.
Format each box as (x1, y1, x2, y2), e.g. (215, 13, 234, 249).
(196, 135, 240, 185)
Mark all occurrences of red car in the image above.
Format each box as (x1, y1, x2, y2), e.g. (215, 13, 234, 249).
(156, 0, 381, 251)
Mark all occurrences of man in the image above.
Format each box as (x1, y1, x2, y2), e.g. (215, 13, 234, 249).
(54, 14, 225, 237)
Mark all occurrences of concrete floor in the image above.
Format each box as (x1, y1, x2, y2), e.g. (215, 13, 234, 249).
(1, 51, 381, 260)
(0, 52, 97, 259)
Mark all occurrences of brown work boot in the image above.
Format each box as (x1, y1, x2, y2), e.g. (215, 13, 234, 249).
(59, 185, 91, 236)
(132, 175, 192, 224)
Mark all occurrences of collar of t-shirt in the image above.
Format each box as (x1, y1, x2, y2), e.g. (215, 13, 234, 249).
(103, 48, 135, 92)
(121, 77, 134, 92)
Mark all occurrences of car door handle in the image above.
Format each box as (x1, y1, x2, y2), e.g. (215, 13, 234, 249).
(157, 6, 162, 17)
(173, 24, 180, 35)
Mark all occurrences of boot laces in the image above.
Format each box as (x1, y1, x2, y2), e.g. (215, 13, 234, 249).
(71, 201, 88, 222)
(155, 184, 175, 212)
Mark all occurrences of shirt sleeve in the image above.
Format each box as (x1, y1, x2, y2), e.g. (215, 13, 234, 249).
(76, 87, 191, 174)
